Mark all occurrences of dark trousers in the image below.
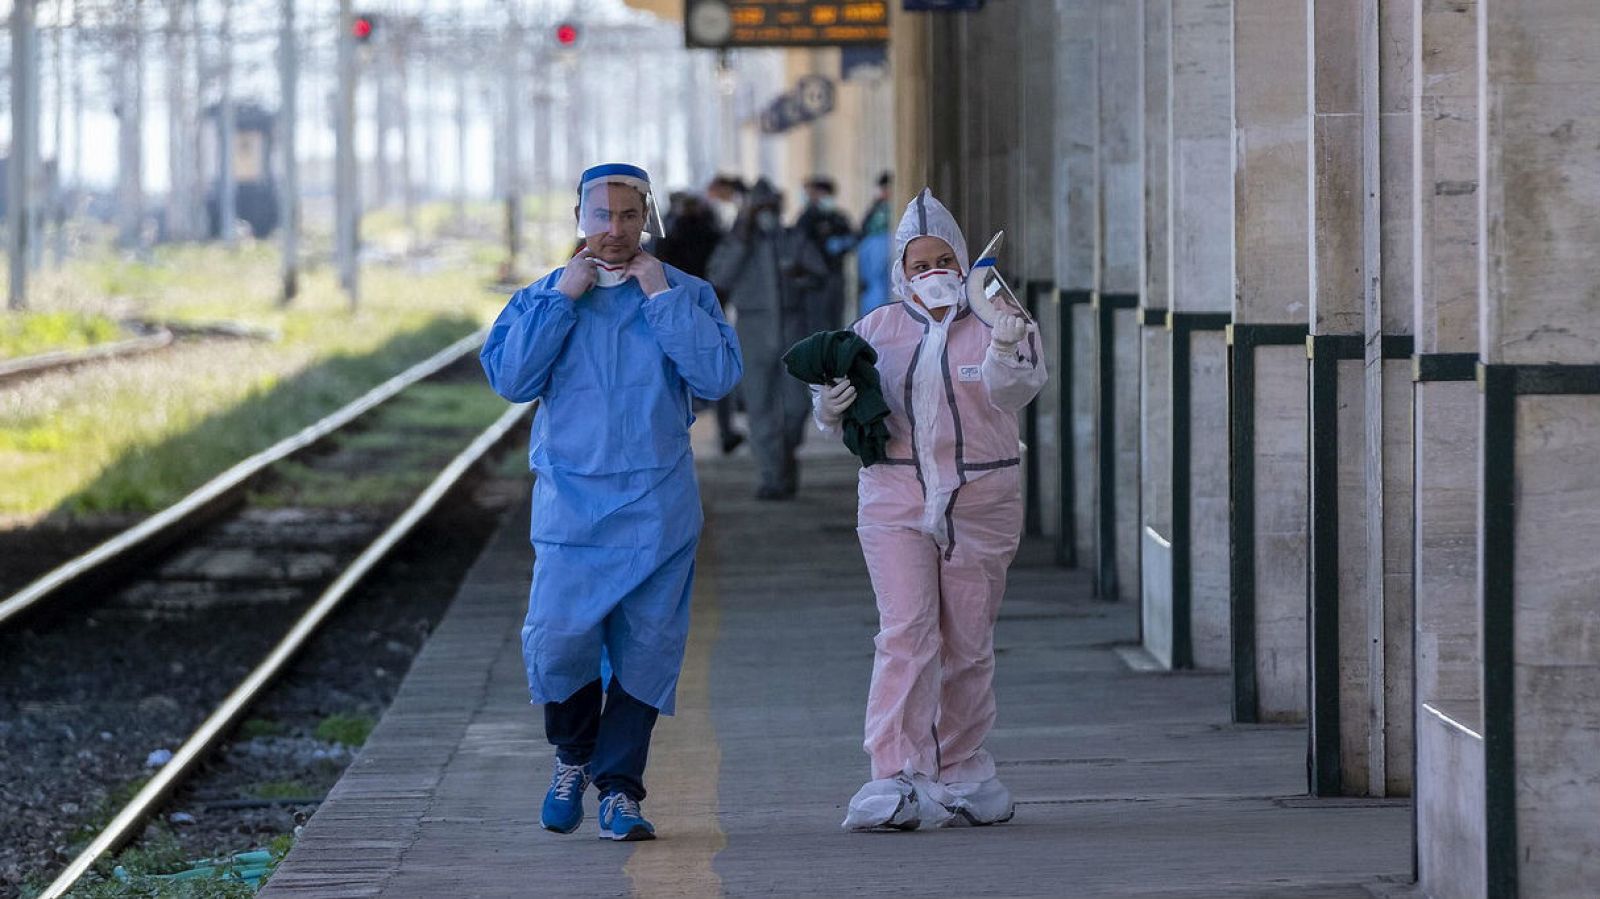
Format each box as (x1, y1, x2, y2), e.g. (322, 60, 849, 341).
(544, 679, 659, 802)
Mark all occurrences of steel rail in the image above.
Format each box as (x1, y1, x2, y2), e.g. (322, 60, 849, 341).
(0, 329, 487, 630)
(37, 400, 532, 899)
(0, 328, 175, 384)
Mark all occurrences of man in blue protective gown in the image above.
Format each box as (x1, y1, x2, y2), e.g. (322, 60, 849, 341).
(480, 163, 743, 842)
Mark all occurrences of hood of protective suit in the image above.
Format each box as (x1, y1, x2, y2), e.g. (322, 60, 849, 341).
(890, 189, 970, 306)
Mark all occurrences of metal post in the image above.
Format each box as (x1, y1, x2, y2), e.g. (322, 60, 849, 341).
(278, 0, 299, 303)
(115, 1, 144, 250)
(70, 0, 82, 195)
(398, 29, 416, 247)
(25, 0, 42, 272)
(50, 0, 65, 265)
(373, 33, 390, 209)
(532, 86, 551, 264)
(219, 0, 237, 247)
(9, 0, 37, 309)
(336, 0, 359, 306)
(502, 6, 522, 280)
(716, 51, 737, 172)
(165, 0, 187, 241)
(454, 26, 467, 228)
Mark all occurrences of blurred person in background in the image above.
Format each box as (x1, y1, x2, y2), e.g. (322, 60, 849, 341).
(856, 172, 893, 316)
(795, 175, 856, 334)
(707, 177, 826, 499)
(706, 174, 746, 233)
(674, 177, 748, 454)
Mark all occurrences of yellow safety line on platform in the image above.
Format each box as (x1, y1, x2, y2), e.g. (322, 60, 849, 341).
(623, 517, 726, 897)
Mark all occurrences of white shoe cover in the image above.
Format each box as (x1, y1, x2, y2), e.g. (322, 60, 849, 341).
(942, 776, 1014, 826)
(842, 773, 956, 831)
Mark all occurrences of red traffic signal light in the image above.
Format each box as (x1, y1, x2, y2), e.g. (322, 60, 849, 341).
(352, 14, 375, 42)
(555, 22, 578, 46)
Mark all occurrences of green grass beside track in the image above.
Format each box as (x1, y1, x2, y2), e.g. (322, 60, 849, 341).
(0, 241, 512, 524)
(0, 311, 125, 359)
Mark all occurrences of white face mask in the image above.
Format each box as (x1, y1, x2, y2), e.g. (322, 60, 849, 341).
(910, 268, 964, 309)
(593, 258, 629, 288)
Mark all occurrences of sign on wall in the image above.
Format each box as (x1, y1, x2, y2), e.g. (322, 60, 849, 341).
(901, 0, 984, 10)
(759, 75, 837, 134)
(685, 0, 889, 48)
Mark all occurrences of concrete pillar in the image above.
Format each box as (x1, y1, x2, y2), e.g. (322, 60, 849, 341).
(889, 5, 931, 192)
(1138, 0, 1171, 649)
(1228, 0, 1310, 721)
(1056, 0, 1099, 573)
(1096, 0, 1142, 603)
(1477, 1, 1600, 893)
(1141, 0, 1231, 670)
(1019, 0, 1059, 549)
(1305, 0, 1368, 797)
(1410, 1, 1484, 894)
(1306, 0, 1416, 798)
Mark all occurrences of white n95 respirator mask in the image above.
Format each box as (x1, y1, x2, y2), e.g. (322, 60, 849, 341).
(911, 269, 964, 309)
(592, 258, 629, 288)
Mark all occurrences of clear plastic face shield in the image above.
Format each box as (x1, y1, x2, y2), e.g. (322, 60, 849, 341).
(965, 231, 1034, 326)
(575, 164, 666, 282)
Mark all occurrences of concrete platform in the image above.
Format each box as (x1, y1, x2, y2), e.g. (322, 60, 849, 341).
(262, 427, 1412, 898)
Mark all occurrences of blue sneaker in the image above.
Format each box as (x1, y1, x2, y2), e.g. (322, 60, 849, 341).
(540, 760, 591, 834)
(597, 792, 656, 841)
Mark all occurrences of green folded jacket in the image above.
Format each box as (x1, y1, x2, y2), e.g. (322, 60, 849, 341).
(783, 330, 892, 467)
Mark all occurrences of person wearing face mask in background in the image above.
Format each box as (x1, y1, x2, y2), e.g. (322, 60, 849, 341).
(796, 175, 856, 334)
(658, 188, 747, 455)
(706, 174, 746, 233)
(480, 163, 743, 843)
(707, 177, 828, 500)
(856, 171, 893, 316)
(813, 188, 1047, 831)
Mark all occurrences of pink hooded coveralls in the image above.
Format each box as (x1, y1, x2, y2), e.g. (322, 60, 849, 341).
(825, 191, 1048, 788)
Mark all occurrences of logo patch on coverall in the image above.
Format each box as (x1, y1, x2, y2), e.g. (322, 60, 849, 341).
(958, 365, 982, 382)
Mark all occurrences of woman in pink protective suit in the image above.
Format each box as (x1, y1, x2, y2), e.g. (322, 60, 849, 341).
(815, 189, 1048, 831)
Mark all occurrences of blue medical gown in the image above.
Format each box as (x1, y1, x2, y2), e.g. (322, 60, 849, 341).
(480, 264, 743, 714)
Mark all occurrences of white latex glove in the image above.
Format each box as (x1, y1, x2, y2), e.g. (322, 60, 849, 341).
(818, 377, 857, 423)
(991, 314, 1027, 353)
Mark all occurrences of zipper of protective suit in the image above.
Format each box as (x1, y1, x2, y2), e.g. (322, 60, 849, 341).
(912, 313, 953, 547)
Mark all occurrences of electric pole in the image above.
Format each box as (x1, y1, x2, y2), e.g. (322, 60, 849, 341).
(336, 0, 360, 307)
(278, 0, 300, 303)
(502, 3, 523, 281)
(116, 0, 145, 250)
(453, 1, 467, 230)
(10, 0, 38, 309)
(219, 0, 237, 247)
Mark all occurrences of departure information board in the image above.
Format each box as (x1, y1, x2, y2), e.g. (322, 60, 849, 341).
(685, 0, 889, 48)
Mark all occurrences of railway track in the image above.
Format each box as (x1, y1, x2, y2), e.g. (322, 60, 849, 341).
(0, 329, 176, 387)
(0, 330, 488, 630)
(0, 332, 534, 895)
(0, 320, 279, 390)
